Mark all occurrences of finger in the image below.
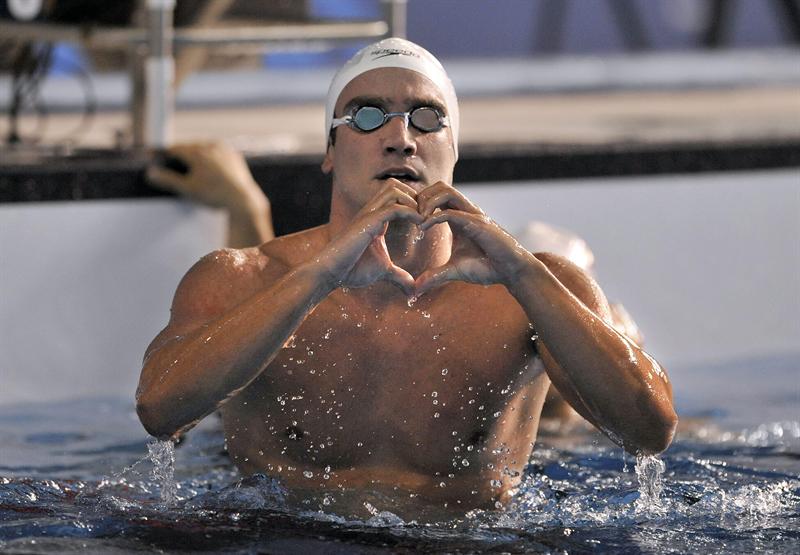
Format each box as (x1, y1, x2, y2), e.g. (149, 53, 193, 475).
(414, 264, 461, 297)
(373, 204, 426, 227)
(419, 209, 488, 234)
(383, 265, 416, 297)
(417, 186, 483, 218)
(355, 205, 425, 241)
(383, 177, 419, 199)
(364, 187, 418, 213)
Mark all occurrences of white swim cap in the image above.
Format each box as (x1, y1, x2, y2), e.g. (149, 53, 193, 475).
(324, 37, 459, 159)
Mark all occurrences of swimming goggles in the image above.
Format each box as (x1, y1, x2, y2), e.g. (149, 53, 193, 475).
(330, 105, 450, 133)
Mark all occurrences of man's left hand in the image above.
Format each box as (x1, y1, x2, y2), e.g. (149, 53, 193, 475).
(414, 182, 534, 296)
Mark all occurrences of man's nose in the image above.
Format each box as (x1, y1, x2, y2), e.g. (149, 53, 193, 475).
(381, 114, 417, 156)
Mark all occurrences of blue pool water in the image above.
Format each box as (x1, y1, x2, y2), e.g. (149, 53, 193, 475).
(1, 353, 798, 554)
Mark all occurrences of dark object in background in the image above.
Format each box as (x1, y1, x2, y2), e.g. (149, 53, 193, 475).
(155, 151, 191, 176)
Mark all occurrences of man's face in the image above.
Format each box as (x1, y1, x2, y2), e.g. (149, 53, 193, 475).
(322, 68, 456, 212)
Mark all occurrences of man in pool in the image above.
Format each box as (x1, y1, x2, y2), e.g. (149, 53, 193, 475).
(136, 38, 677, 513)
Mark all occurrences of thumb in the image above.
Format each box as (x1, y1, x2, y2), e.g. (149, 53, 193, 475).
(383, 264, 416, 297)
(414, 264, 460, 298)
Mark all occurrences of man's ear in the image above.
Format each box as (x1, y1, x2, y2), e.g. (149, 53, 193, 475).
(321, 145, 334, 174)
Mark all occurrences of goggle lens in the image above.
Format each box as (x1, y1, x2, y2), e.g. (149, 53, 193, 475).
(353, 106, 386, 131)
(409, 107, 442, 131)
(349, 106, 446, 133)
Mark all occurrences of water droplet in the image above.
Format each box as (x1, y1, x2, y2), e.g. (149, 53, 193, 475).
(461, 458, 470, 467)
(303, 470, 314, 478)
(431, 391, 438, 398)
(422, 311, 431, 319)
(441, 368, 448, 376)
(407, 296, 418, 307)
(433, 412, 440, 418)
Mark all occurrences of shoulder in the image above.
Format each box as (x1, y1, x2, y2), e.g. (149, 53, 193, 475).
(168, 225, 331, 327)
(168, 246, 275, 327)
(259, 224, 330, 267)
(533, 251, 613, 321)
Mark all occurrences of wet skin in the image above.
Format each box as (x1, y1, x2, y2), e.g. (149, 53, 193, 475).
(137, 68, 677, 513)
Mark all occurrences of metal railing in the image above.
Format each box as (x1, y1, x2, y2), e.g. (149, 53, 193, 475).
(1, 0, 407, 148)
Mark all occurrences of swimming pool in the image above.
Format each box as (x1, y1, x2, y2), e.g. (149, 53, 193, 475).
(1, 352, 797, 553)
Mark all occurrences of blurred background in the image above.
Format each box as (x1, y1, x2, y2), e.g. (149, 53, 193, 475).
(0, 0, 798, 406)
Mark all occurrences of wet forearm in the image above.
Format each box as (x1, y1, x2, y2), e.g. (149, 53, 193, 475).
(507, 257, 677, 453)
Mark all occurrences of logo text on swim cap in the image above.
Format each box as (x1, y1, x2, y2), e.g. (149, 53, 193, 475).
(370, 48, 421, 61)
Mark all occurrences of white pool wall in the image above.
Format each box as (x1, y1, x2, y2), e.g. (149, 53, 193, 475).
(1, 168, 798, 405)
(0, 200, 226, 405)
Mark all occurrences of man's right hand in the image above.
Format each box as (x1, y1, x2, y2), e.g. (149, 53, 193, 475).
(316, 179, 424, 296)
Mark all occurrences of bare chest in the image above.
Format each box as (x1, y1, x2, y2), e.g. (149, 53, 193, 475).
(225, 284, 545, 469)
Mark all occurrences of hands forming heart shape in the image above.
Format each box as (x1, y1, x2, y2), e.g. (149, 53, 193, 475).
(334, 180, 531, 299)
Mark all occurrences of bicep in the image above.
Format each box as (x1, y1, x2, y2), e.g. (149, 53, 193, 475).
(143, 248, 268, 361)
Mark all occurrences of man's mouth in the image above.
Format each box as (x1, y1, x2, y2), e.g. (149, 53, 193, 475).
(377, 168, 421, 187)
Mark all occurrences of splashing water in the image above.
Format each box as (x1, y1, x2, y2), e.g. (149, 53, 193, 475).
(147, 439, 177, 506)
(634, 454, 665, 514)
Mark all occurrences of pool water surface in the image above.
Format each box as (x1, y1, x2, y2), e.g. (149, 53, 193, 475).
(1, 353, 797, 554)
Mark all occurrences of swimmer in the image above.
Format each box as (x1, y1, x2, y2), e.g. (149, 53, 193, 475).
(136, 38, 677, 516)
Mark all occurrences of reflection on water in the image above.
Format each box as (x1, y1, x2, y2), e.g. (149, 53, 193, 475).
(1, 357, 798, 553)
